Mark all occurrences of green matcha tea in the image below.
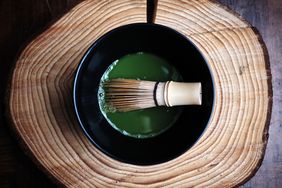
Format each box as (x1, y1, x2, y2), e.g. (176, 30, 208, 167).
(98, 52, 183, 138)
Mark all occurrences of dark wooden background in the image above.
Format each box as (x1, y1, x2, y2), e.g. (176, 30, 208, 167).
(0, 0, 281, 187)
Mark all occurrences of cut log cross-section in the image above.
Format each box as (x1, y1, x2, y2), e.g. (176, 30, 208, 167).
(8, 0, 271, 187)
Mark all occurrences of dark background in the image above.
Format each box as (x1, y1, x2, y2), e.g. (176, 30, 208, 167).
(0, 0, 281, 187)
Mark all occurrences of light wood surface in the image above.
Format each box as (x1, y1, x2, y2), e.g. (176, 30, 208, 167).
(8, 0, 271, 187)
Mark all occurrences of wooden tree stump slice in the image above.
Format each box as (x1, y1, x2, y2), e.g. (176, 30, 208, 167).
(8, 0, 272, 187)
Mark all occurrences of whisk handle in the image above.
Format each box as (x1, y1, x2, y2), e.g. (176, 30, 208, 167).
(164, 81, 202, 107)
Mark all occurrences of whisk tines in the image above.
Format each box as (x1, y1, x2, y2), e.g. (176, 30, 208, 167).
(103, 79, 157, 112)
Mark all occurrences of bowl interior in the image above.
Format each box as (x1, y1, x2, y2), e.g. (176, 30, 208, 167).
(73, 23, 214, 165)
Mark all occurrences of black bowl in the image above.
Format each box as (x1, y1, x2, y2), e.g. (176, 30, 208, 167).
(73, 23, 214, 165)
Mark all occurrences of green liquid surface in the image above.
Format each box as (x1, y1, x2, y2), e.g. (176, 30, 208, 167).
(98, 52, 183, 138)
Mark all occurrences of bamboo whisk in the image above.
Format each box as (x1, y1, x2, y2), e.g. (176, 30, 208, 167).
(103, 79, 202, 112)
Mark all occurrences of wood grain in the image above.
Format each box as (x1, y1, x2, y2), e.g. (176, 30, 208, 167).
(7, 0, 271, 187)
(217, 1, 282, 187)
(0, 0, 81, 187)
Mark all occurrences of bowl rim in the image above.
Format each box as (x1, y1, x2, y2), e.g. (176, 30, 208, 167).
(73, 22, 216, 165)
